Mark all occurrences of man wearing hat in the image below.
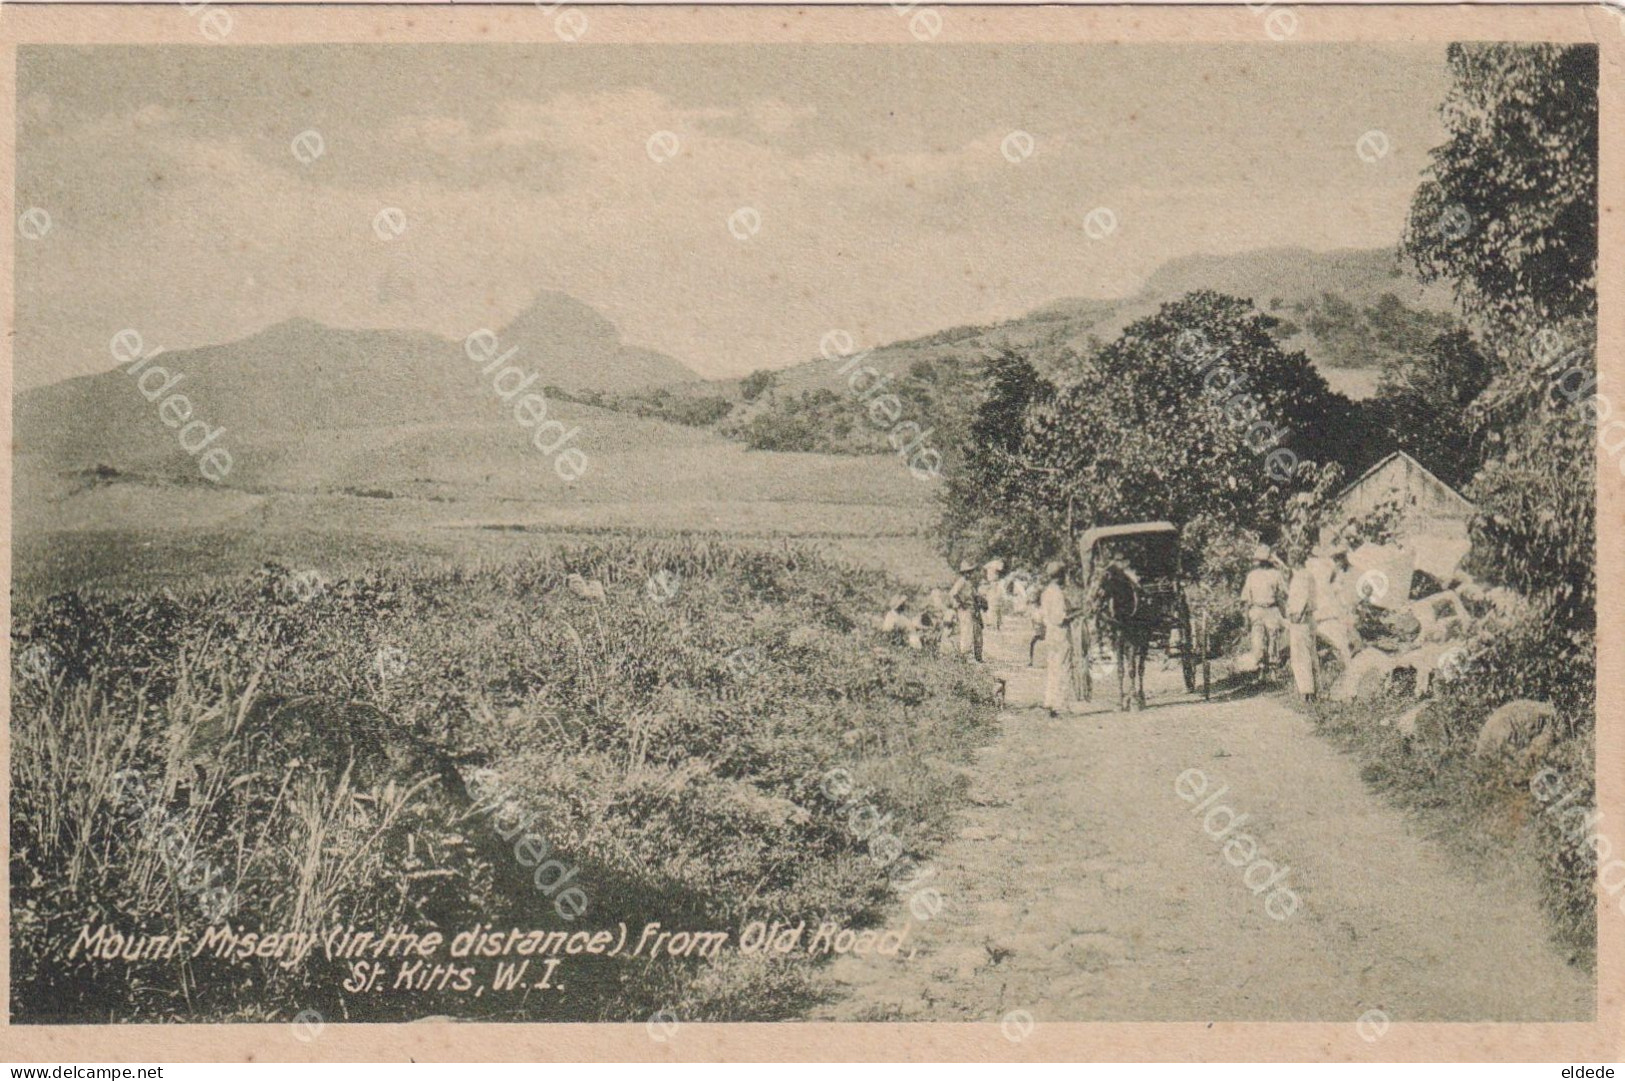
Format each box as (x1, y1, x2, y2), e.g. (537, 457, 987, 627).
(1039, 560, 1076, 716)
(1240, 543, 1287, 675)
(947, 559, 985, 661)
(981, 558, 1007, 632)
(1284, 548, 1319, 700)
(1313, 540, 1359, 668)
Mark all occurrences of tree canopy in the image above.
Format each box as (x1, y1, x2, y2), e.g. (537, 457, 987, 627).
(1403, 43, 1597, 338)
(1400, 44, 1598, 629)
(938, 292, 1357, 568)
(1368, 328, 1495, 490)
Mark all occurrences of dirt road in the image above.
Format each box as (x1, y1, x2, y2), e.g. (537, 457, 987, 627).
(816, 624, 1592, 1023)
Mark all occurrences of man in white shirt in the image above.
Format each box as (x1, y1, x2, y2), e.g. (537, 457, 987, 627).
(948, 559, 984, 661)
(1284, 553, 1318, 700)
(1240, 544, 1287, 673)
(981, 559, 1006, 631)
(1311, 542, 1358, 667)
(1039, 560, 1075, 717)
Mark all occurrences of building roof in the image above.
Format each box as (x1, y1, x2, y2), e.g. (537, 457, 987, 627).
(1335, 451, 1475, 515)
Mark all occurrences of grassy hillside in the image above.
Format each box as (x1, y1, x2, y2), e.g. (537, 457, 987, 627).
(592, 247, 1457, 459)
(16, 287, 697, 476)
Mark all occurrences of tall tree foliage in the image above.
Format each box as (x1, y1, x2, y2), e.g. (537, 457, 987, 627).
(1369, 329, 1495, 489)
(1403, 43, 1598, 629)
(939, 293, 1355, 570)
(1404, 43, 1597, 339)
(938, 351, 1058, 562)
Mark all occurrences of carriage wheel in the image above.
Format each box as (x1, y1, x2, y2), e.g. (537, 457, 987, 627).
(1178, 612, 1198, 694)
(1200, 611, 1212, 700)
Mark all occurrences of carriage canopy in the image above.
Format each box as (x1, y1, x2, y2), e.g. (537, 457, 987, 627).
(1076, 521, 1182, 584)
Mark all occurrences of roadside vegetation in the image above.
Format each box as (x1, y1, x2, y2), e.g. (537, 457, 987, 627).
(938, 43, 1598, 966)
(11, 540, 999, 1022)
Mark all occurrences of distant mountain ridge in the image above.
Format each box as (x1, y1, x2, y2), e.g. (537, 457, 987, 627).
(679, 245, 1461, 460)
(14, 247, 1456, 494)
(15, 291, 701, 475)
(1011, 246, 1452, 349)
(691, 246, 1458, 413)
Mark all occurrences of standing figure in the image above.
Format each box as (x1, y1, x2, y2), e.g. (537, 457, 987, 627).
(1310, 540, 1358, 669)
(981, 559, 1006, 631)
(1284, 552, 1318, 701)
(1039, 560, 1075, 717)
(948, 559, 984, 661)
(1241, 544, 1287, 674)
(925, 587, 953, 654)
(1065, 566, 1093, 703)
(1008, 570, 1034, 618)
(1027, 607, 1047, 667)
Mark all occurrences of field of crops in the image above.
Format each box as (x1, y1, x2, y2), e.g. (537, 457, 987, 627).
(10, 537, 999, 1023)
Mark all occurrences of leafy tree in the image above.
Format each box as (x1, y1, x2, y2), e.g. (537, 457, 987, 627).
(1291, 291, 1455, 370)
(739, 369, 779, 403)
(655, 395, 735, 427)
(1403, 43, 1597, 338)
(1278, 460, 1348, 567)
(1369, 328, 1495, 488)
(1400, 43, 1597, 633)
(738, 389, 853, 452)
(944, 292, 1356, 571)
(1465, 405, 1595, 630)
(937, 351, 1055, 561)
(1052, 291, 1351, 532)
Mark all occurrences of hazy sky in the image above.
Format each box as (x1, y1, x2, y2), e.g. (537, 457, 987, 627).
(15, 43, 1451, 389)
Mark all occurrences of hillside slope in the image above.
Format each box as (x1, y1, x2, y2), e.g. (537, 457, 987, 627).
(15, 288, 703, 483)
(691, 246, 1457, 456)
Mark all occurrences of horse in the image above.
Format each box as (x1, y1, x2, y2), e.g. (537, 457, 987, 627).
(1094, 562, 1154, 711)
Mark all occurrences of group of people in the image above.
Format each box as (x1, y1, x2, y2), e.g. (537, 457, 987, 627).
(882, 530, 1365, 712)
(881, 557, 1014, 656)
(881, 557, 1081, 717)
(1240, 535, 1363, 701)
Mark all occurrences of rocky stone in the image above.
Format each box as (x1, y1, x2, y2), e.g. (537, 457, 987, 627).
(1332, 649, 1399, 702)
(1473, 699, 1557, 759)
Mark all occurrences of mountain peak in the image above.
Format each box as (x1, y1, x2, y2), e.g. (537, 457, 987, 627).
(500, 290, 620, 348)
(495, 290, 699, 390)
(256, 315, 330, 338)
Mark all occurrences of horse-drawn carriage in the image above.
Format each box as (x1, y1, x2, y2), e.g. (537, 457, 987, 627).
(1077, 521, 1211, 709)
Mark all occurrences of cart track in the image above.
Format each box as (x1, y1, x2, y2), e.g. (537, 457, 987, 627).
(814, 624, 1592, 1023)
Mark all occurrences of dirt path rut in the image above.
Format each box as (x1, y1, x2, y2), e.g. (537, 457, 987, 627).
(815, 624, 1592, 1023)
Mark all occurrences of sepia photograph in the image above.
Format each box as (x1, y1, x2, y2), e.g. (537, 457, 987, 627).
(2, 2, 1618, 1062)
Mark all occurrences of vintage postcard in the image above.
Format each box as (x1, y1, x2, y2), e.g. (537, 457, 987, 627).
(2, 1, 1620, 1063)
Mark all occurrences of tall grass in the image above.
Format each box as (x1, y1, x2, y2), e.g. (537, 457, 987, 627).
(11, 539, 999, 1022)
